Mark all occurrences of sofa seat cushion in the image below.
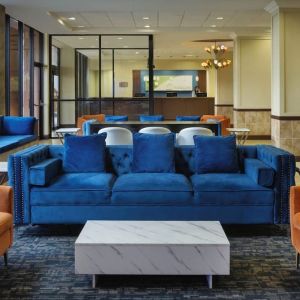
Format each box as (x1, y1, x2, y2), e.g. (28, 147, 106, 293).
(112, 173, 193, 205)
(0, 135, 36, 153)
(31, 173, 115, 205)
(191, 173, 274, 206)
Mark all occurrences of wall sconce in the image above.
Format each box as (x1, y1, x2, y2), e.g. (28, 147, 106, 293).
(195, 76, 199, 82)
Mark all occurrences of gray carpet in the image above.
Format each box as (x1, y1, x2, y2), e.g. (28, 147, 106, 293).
(0, 224, 300, 300)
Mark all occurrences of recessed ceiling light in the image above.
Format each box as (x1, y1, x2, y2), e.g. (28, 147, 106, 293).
(58, 19, 64, 25)
(68, 17, 76, 20)
(123, 45, 128, 48)
(144, 25, 151, 28)
(143, 17, 149, 20)
(211, 24, 217, 28)
(185, 54, 194, 57)
(77, 25, 85, 28)
(135, 51, 139, 54)
(216, 17, 224, 20)
(117, 37, 123, 40)
(79, 37, 85, 40)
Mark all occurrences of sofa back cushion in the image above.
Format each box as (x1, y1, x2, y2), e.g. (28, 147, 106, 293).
(0, 116, 3, 134)
(193, 135, 239, 174)
(132, 132, 175, 173)
(2, 116, 35, 135)
(63, 133, 107, 173)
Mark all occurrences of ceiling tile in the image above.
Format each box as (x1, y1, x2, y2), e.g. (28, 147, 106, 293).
(79, 12, 112, 27)
(158, 12, 184, 27)
(107, 12, 135, 27)
(181, 11, 209, 27)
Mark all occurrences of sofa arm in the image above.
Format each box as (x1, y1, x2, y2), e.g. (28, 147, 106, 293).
(244, 158, 275, 187)
(0, 186, 13, 214)
(8, 145, 50, 224)
(257, 145, 295, 224)
(30, 158, 62, 186)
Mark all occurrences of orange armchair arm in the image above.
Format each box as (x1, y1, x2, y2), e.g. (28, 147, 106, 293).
(291, 186, 300, 228)
(0, 186, 13, 214)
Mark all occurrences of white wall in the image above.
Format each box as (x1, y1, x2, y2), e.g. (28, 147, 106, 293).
(234, 38, 271, 109)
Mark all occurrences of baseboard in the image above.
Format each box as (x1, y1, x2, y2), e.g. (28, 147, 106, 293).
(247, 135, 271, 140)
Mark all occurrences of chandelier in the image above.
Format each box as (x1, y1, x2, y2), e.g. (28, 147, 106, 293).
(201, 42, 232, 70)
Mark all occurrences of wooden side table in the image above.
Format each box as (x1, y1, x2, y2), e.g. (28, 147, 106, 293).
(226, 128, 251, 145)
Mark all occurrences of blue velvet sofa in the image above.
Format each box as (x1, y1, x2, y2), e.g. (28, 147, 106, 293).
(8, 144, 295, 225)
(0, 116, 37, 154)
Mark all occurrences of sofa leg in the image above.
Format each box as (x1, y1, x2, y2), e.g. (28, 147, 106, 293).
(4, 252, 8, 266)
(297, 252, 300, 270)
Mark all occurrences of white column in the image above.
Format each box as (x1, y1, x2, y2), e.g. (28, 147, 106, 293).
(233, 36, 271, 136)
(265, 0, 300, 154)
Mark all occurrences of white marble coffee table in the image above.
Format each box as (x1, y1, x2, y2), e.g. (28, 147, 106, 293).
(75, 221, 230, 288)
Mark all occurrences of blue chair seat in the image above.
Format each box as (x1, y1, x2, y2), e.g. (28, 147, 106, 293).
(31, 173, 115, 205)
(176, 116, 200, 121)
(191, 173, 274, 206)
(105, 115, 128, 122)
(112, 173, 193, 205)
(139, 115, 164, 122)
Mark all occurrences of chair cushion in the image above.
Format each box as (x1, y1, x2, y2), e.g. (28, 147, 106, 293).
(176, 116, 200, 121)
(105, 115, 128, 122)
(112, 173, 193, 205)
(2, 116, 35, 135)
(132, 132, 175, 173)
(194, 135, 239, 174)
(0, 135, 36, 153)
(31, 173, 115, 205)
(294, 213, 300, 230)
(0, 212, 13, 235)
(63, 133, 107, 173)
(139, 115, 164, 122)
(191, 173, 274, 206)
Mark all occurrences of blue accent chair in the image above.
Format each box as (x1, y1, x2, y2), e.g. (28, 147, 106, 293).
(139, 115, 164, 122)
(8, 144, 295, 225)
(0, 116, 37, 154)
(176, 116, 200, 121)
(105, 115, 128, 122)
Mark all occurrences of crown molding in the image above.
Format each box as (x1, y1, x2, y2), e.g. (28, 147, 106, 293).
(265, 0, 300, 15)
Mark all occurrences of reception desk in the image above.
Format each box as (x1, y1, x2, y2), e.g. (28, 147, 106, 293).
(154, 97, 214, 119)
(99, 97, 215, 120)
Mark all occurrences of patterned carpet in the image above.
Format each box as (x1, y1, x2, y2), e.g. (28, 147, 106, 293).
(1, 224, 300, 300)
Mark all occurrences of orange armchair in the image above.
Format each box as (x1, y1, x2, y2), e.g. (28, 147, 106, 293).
(0, 186, 13, 266)
(77, 114, 105, 135)
(201, 115, 231, 136)
(290, 186, 300, 269)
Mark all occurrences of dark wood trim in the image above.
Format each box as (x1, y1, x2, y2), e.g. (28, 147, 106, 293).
(197, 70, 206, 93)
(132, 70, 141, 97)
(215, 104, 233, 107)
(271, 115, 300, 120)
(295, 156, 300, 162)
(247, 135, 271, 140)
(234, 108, 271, 112)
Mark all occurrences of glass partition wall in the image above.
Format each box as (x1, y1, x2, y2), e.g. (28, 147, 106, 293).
(50, 34, 153, 137)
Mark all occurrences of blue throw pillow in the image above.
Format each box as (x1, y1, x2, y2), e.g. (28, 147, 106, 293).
(105, 115, 128, 122)
(194, 135, 239, 174)
(132, 133, 175, 173)
(63, 133, 107, 173)
(2, 116, 36, 135)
